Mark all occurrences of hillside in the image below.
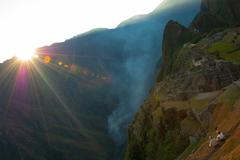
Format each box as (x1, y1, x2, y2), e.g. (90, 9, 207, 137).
(0, 0, 202, 160)
(0, 58, 116, 160)
(125, 0, 240, 159)
(36, 0, 201, 148)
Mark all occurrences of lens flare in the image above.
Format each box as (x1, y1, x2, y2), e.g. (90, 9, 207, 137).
(58, 61, 63, 66)
(16, 53, 34, 61)
(44, 56, 51, 64)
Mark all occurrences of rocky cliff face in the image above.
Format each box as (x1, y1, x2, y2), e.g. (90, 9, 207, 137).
(37, 1, 201, 149)
(125, 26, 240, 160)
(159, 20, 198, 79)
(125, 0, 240, 159)
(0, 1, 202, 159)
(191, 0, 240, 33)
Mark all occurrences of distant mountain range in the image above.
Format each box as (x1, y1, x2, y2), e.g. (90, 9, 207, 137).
(37, 0, 201, 146)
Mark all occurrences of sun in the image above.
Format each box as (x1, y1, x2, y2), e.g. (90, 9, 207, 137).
(16, 53, 34, 61)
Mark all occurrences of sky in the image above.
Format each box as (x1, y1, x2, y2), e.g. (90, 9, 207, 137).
(0, 0, 164, 62)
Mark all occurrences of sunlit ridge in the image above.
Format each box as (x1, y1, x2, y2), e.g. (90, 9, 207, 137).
(0, 0, 164, 62)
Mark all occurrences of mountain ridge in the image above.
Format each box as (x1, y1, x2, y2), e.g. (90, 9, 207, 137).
(0, 1, 202, 159)
(36, 0, 201, 147)
(125, 0, 240, 159)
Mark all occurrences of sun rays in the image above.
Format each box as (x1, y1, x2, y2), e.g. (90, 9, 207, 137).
(0, 52, 111, 112)
(16, 53, 33, 61)
(0, 51, 115, 158)
(0, 52, 111, 130)
(0, 52, 112, 126)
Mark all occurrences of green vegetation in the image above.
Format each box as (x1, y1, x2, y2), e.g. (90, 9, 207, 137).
(205, 32, 240, 64)
(218, 85, 240, 106)
(181, 117, 200, 135)
(223, 33, 240, 44)
(207, 42, 236, 54)
(190, 97, 212, 113)
(177, 137, 207, 160)
(207, 28, 226, 37)
(171, 46, 194, 73)
(222, 50, 240, 64)
(191, 35, 203, 44)
(125, 107, 189, 160)
(211, 137, 240, 160)
(160, 130, 188, 160)
(126, 15, 240, 160)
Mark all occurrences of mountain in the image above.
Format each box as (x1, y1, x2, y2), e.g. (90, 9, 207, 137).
(125, 0, 240, 159)
(0, 0, 202, 160)
(201, 0, 240, 26)
(158, 20, 199, 79)
(190, 0, 240, 33)
(0, 58, 116, 160)
(37, 0, 201, 147)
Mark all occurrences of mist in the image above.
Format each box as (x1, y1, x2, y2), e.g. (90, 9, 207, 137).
(36, 0, 202, 155)
(107, 0, 202, 146)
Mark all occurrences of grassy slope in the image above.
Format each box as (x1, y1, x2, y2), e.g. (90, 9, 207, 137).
(184, 84, 240, 160)
(206, 31, 240, 64)
(125, 28, 240, 160)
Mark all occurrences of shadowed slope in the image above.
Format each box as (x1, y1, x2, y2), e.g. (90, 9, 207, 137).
(0, 58, 116, 160)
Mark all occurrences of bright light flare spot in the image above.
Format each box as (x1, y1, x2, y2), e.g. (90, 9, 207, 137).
(33, 54, 39, 58)
(44, 56, 51, 64)
(58, 61, 63, 66)
(16, 53, 34, 61)
(64, 64, 69, 68)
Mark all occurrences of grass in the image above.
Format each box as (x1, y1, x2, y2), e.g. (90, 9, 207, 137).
(211, 135, 240, 160)
(153, 91, 168, 102)
(177, 142, 198, 160)
(206, 32, 240, 64)
(218, 85, 240, 106)
(218, 111, 240, 134)
(162, 101, 191, 111)
(177, 138, 206, 160)
(222, 50, 240, 64)
(222, 146, 240, 160)
(190, 97, 212, 113)
(210, 85, 240, 132)
(207, 42, 236, 54)
(223, 33, 240, 44)
(181, 117, 200, 135)
(152, 107, 164, 125)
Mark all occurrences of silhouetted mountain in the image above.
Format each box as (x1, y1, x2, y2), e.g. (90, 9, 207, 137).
(0, 58, 117, 160)
(37, 0, 201, 146)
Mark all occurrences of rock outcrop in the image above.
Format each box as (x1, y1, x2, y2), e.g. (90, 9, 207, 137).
(159, 20, 198, 79)
(191, 0, 240, 33)
(125, 0, 240, 159)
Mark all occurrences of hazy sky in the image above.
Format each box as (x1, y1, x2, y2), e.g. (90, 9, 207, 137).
(0, 0, 164, 62)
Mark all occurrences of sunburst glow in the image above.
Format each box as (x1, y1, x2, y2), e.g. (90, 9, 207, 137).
(0, 0, 163, 63)
(16, 53, 34, 61)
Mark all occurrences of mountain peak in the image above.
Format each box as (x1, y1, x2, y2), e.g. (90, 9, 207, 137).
(191, 0, 240, 33)
(159, 20, 198, 79)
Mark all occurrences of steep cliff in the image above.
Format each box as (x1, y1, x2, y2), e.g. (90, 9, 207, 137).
(201, 0, 240, 25)
(125, 0, 240, 159)
(125, 26, 240, 160)
(158, 20, 199, 79)
(190, 0, 240, 33)
(37, 0, 201, 148)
